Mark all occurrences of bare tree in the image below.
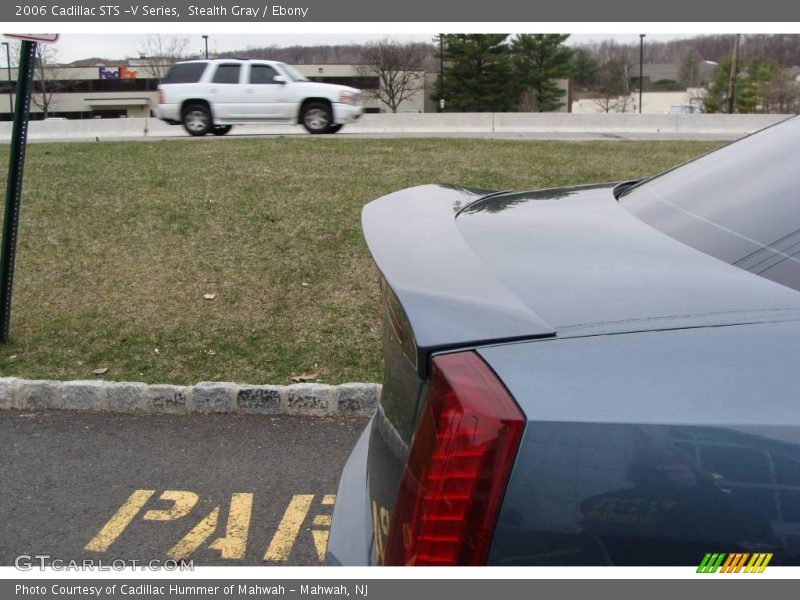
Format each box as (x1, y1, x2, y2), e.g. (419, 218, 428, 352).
(135, 34, 190, 80)
(7, 41, 71, 118)
(678, 51, 700, 87)
(591, 57, 634, 113)
(25, 44, 75, 119)
(356, 40, 428, 113)
(591, 93, 635, 113)
(762, 69, 800, 113)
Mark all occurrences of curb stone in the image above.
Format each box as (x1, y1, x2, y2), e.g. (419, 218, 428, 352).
(286, 383, 335, 415)
(0, 377, 380, 417)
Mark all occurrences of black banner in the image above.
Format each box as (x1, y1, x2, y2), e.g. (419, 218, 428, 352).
(4, 579, 800, 600)
(3, 0, 799, 22)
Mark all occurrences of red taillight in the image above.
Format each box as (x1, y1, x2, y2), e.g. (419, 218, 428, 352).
(158, 89, 164, 105)
(383, 351, 525, 566)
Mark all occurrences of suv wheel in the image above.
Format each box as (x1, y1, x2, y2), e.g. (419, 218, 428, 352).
(211, 125, 233, 136)
(327, 124, 343, 134)
(302, 102, 332, 134)
(183, 104, 212, 136)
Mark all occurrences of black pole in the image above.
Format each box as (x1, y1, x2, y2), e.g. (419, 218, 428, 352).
(439, 34, 444, 112)
(639, 34, 645, 114)
(0, 40, 37, 343)
(203, 35, 209, 59)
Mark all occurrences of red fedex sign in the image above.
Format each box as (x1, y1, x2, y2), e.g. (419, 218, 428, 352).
(98, 66, 137, 80)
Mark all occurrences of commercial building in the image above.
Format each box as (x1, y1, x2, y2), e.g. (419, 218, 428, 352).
(0, 62, 160, 119)
(0, 60, 426, 120)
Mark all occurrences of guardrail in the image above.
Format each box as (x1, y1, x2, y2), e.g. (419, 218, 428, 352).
(0, 113, 792, 141)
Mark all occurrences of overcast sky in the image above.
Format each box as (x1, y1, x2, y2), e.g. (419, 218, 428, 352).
(35, 33, 694, 64)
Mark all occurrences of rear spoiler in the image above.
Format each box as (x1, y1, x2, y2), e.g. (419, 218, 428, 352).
(362, 185, 556, 377)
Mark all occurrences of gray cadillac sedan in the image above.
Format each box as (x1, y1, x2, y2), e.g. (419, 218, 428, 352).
(327, 116, 800, 566)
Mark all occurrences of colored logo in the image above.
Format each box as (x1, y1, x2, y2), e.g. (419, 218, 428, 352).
(697, 552, 773, 573)
(98, 66, 137, 80)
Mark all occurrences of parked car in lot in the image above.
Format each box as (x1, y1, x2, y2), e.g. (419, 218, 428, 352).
(154, 59, 363, 136)
(327, 116, 800, 566)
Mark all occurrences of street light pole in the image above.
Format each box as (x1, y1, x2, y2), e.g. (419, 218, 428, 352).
(639, 34, 645, 114)
(202, 35, 209, 59)
(439, 34, 445, 112)
(1, 42, 11, 115)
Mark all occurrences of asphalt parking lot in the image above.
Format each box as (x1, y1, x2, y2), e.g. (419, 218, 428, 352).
(0, 410, 367, 566)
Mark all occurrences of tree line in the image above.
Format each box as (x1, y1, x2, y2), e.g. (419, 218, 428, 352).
(21, 33, 800, 117)
(217, 33, 800, 114)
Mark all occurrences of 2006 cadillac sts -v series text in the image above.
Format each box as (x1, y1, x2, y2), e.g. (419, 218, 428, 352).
(327, 116, 800, 566)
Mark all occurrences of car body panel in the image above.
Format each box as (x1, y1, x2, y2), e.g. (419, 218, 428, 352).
(478, 320, 800, 427)
(457, 184, 800, 338)
(479, 322, 800, 564)
(488, 419, 799, 565)
(326, 419, 375, 566)
(362, 184, 557, 377)
(240, 63, 292, 120)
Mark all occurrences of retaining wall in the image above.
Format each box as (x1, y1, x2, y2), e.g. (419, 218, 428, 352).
(0, 113, 791, 142)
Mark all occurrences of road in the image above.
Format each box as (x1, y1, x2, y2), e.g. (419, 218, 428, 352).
(0, 410, 367, 567)
(23, 130, 743, 144)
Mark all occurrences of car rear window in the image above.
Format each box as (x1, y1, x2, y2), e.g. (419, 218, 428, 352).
(620, 116, 800, 292)
(162, 62, 207, 84)
(212, 64, 242, 84)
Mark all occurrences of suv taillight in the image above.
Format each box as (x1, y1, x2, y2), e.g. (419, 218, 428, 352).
(383, 351, 525, 566)
(158, 89, 164, 105)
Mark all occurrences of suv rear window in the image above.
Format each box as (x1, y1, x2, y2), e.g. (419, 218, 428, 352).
(162, 62, 207, 84)
(212, 64, 242, 84)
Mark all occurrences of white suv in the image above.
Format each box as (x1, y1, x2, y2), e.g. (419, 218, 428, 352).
(155, 59, 364, 136)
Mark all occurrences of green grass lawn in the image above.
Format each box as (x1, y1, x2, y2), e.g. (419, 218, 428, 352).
(0, 137, 723, 385)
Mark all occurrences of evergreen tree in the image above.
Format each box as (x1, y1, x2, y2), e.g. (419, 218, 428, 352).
(431, 34, 518, 112)
(703, 57, 778, 113)
(511, 34, 575, 112)
(570, 47, 598, 88)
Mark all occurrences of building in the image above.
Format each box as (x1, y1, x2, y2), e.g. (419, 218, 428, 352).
(572, 89, 706, 114)
(0, 62, 160, 120)
(627, 62, 717, 87)
(0, 60, 426, 120)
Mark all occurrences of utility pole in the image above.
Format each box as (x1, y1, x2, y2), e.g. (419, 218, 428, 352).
(726, 34, 741, 114)
(639, 34, 645, 114)
(202, 35, 209, 59)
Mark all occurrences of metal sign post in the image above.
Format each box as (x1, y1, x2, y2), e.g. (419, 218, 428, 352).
(0, 39, 37, 342)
